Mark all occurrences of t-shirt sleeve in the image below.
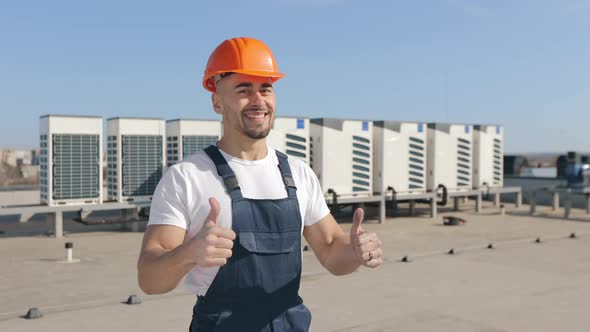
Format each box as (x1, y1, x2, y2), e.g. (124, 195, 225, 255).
(301, 162, 331, 227)
(147, 165, 191, 230)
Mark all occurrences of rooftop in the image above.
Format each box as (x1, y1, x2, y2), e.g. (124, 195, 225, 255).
(1, 201, 589, 331)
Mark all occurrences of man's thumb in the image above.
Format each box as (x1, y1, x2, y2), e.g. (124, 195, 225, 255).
(206, 197, 221, 224)
(350, 208, 364, 236)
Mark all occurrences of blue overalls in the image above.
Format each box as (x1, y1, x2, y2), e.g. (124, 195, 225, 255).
(189, 145, 311, 332)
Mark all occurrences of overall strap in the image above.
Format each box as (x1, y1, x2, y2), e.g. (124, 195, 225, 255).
(203, 145, 243, 200)
(275, 150, 298, 198)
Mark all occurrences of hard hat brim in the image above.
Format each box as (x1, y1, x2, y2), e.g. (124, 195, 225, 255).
(203, 69, 285, 93)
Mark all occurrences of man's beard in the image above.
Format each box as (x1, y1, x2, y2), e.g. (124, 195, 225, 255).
(240, 112, 274, 139)
(243, 127, 271, 139)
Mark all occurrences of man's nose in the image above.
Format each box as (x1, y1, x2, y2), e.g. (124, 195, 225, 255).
(249, 91, 265, 108)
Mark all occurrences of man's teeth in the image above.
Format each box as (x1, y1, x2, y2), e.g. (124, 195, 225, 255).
(245, 113, 266, 119)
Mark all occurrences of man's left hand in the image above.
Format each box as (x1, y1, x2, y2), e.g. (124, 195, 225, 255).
(350, 208, 383, 268)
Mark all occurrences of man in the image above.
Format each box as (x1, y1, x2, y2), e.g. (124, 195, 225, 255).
(137, 37, 383, 332)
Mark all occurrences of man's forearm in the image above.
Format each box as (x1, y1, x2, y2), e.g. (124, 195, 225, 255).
(321, 234, 361, 276)
(138, 243, 196, 294)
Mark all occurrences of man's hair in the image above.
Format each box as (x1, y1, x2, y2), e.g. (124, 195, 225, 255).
(214, 72, 235, 86)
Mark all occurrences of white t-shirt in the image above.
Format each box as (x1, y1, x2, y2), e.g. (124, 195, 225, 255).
(147, 145, 330, 295)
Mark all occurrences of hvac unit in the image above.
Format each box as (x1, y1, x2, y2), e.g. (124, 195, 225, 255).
(107, 117, 165, 203)
(165, 119, 221, 167)
(310, 118, 373, 196)
(373, 121, 427, 195)
(267, 117, 310, 164)
(39, 115, 102, 206)
(426, 123, 473, 192)
(473, 124, 503, 188)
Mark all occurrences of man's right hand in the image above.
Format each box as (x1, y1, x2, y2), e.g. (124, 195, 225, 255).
(187, 197, 236, 267)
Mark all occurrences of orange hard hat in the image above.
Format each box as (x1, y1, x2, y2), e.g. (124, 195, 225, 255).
(202, 37, 285, 92)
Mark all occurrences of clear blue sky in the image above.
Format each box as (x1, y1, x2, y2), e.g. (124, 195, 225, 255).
(1, 0, 589, 153)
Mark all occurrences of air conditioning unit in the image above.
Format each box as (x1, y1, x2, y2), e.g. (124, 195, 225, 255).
(107, 117, 165, 203)
(310, 118, 373, 196)
(473, 124, 503, 189)
(266, 117, 310, 164)
(427, 123, 473, 192)
(165, 119, 221, 167)
(39, 115, 103, 206)
(373, 121, 427, 195)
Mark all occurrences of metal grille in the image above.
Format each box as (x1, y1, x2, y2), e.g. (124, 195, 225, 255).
(52, 134, 100, 200)
(309, 137, 314, 168)
(457, 137, 471, 188)
(408, 136, 425, 190)
(122, 135, 163, 197)
(182, 135, 218, 159)
(166, 136, 179, 167)
(107, 136, 118, 198)
(40, 135, 48, 200)
(352, 135, 371, 192)
(285, 133, 307, 160)
(493, 138, 503, 185)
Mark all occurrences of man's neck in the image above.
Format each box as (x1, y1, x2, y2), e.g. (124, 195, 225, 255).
(217, 134, 268, 161)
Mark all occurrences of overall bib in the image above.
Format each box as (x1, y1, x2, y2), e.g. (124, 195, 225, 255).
(189, 145, 311, 332)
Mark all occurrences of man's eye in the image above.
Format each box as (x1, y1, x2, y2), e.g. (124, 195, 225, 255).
(238, 90, 249, 95)
(261, 88, 273, 94)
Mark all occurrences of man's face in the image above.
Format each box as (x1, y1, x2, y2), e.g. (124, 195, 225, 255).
(213, 73, 276, 140)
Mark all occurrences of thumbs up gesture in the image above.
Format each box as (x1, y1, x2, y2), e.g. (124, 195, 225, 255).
(189, 197, 236, 267)
(350, 208, 383, 268)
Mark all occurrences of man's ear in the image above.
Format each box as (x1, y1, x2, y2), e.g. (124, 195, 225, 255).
(212, 93, 222, 115)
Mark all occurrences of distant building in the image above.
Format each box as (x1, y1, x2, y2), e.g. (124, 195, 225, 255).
(504, 155, 529, 176)
(1, 149, 34, 167)
(556, 155, 568, 177)
(20, 165, 39, 179)
(15, 150, 32, 166)
(521, 167, 557, 178)
(1, 149, 18, 167)
(556, 151, 590, 181)
(31, 148, 40, 166)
